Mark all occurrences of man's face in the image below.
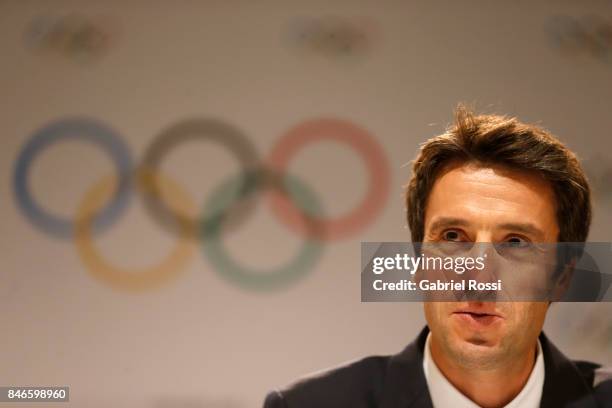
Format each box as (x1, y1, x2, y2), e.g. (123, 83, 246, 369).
(422, 162, 559, 369)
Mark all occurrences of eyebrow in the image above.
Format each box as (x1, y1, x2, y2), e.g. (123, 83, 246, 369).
(426, 217, 546, 239)
(427, 217, 471, 234)
(497, 222, 546, 239)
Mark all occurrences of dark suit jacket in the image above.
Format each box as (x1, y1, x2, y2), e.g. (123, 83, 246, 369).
(264, 327, 612, 408)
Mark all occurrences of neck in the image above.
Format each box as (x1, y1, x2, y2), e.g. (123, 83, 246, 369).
(429, 338, 537, 408)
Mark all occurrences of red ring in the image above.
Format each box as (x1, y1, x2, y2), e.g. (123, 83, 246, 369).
(266, 118, 391, 241)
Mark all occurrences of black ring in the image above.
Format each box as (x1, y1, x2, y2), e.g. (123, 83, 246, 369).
(139, 118, 260, 238)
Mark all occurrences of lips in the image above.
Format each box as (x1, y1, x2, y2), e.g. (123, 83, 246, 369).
(452, 308, 503, 327)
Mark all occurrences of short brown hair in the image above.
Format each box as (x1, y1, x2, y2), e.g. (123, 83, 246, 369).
(405, 105, 592, 243)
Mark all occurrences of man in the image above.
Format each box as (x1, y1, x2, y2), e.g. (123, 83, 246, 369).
(263, 106, 612, 407)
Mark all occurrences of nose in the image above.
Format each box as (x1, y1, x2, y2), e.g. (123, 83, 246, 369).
(464, 234, 500, 302)
(469, 230, 497, 262)
(474, 230, 494, 244)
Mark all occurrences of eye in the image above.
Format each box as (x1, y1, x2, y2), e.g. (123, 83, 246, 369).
(505, 235, 530, 247)
(442, 229, 463, 242)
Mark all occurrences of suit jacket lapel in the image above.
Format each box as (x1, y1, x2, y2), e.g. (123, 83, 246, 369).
(380, 327, 433, 408)
(539, 332, 597, 408)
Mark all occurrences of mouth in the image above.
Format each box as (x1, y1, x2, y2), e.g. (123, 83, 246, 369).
(452, 310, 503, 327)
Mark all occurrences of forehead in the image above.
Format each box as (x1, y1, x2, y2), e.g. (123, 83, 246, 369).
(423, 162, 559, 238)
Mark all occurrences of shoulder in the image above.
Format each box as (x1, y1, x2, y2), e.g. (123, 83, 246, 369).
(264, 355, 392, 408)
(573, 360, 612, 406)
(592, 365, 612, 406)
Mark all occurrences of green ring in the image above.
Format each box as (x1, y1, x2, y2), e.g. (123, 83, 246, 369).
(201, 170, 325, 291)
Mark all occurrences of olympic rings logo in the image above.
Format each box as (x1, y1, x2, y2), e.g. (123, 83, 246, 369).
(24, 13, 120, 63)
(546, 14, 612, 63)
(13, 117, 391, 292)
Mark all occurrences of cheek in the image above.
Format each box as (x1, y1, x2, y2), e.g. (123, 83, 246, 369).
(505, 302, 548, 332)
(530, 303, 549, 327)
(423, 303, 439, 329)
(424, 302, 451, 330)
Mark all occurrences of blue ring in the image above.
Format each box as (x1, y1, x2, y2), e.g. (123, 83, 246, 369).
(13, 117, 133, 238)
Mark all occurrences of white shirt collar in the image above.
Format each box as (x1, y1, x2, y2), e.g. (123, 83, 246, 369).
(423, 332, 545, 408)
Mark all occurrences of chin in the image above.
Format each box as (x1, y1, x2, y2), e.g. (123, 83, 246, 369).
(450, 337, 507, 368)
(451, 320, 505, 345)
(450, 322, 505, 348)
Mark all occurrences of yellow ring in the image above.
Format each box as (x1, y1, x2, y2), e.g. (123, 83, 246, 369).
(74, 169, 196, 292)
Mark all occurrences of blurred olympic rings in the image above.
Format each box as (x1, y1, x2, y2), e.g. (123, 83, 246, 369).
(75, 169, 196, 291)
(13, 116, 391, 291)
(13, 118, 133, 238)
(202, 169, 325, 291)
(140, 118, 260, 237)
(268, 118, 390, 240)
